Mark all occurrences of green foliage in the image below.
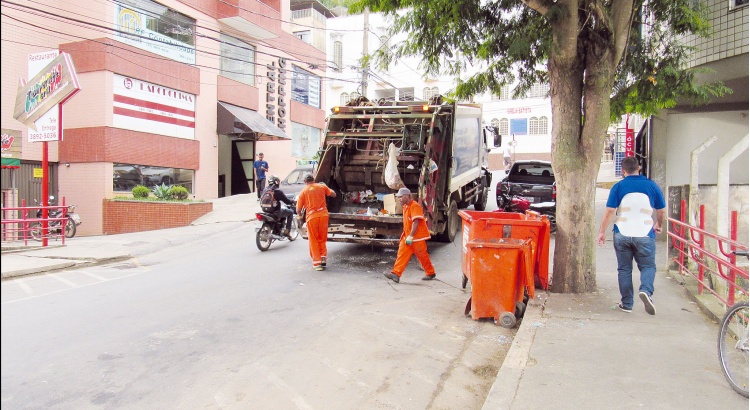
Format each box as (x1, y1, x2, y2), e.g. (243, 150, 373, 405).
(132, 185, 150, 198)
(152, 183, 172, 200)
(349, 0, 730, 121)
(171, 185, 189, 200)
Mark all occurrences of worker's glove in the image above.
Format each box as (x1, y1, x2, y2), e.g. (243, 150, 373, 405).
(405, 236, 413, 245)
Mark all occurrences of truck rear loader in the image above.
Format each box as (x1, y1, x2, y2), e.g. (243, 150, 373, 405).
(312, 99, 496, 247)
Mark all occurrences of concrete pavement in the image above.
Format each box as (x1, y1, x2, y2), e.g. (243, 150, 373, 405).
(3, 174, 746, 408)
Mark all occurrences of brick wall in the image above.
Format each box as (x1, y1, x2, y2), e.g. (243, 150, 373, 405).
(102, 200, 212, 235)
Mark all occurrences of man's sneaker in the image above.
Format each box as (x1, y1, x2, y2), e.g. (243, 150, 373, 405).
(321, 256, 327, 267)
(384, 272, 400, 283)
(421, 274, 436, 281)
(617, 303, 632, 313)
(281, 228, 290, 237)
(639, 292, 656, 315)
(314, 265, 324, 271)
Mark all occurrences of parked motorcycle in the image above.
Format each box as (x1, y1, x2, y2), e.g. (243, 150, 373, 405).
(496, 191, 557, 234)
(255, 203, 300, 251)
(29, 196, 82, 240)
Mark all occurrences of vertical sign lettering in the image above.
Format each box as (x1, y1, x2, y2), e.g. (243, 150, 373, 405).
(265, 57, 288, 131)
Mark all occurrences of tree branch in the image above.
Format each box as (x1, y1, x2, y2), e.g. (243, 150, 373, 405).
(611, 0, 636, 67)
(521, 0, 549, 15)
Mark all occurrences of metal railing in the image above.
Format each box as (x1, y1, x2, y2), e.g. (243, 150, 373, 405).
(668, 199, 748, 308)
(1, 199, 70, 246)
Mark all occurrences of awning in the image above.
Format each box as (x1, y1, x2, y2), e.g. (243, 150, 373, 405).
(217, 102, 289, 141)
(1, 158, 20, 169)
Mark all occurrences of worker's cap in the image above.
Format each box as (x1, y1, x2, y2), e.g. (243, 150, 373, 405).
(395, 187, 411, 197)
(303, 173, 314, 182)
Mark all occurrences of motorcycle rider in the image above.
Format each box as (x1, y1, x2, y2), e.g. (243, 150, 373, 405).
(262, 176, 296, 237)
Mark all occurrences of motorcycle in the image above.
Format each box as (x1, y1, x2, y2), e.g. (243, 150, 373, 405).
(29, 196, 82, 241)
(255, 203, 300, 251)
(496, 192, 556, 234)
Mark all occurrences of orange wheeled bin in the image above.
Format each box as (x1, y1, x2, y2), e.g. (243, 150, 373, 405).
(463, 237, 535, 328)
(459, 210, 551, 290)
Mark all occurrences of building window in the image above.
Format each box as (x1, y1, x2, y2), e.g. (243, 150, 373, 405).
(529, 83, 550, 98)
(220, 33, 255, 85)
(529, 117, 539, 134)
(292, 66, 321, 108)
(114, 0, 196, 64)
(499, 86, 511, 100)
(538, 116, 548, 134)
(113, 163, 194, 193)
(333, 41, 343, 71)
(731, 0, 748, 10)
(499, 118, 509, 136)
(423, 86, 439, 101)
(340, 92, 350, 105)
(294, 30, 311, 44)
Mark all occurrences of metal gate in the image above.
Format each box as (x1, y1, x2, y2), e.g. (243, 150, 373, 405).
(0, 161, 59, 208)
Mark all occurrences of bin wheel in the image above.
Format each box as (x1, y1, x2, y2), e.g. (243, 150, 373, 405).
(461, 274, 468, 289)
(496, 312, 517, 328)
(464, 297, 472, 317)
(515, 301, 526, 318)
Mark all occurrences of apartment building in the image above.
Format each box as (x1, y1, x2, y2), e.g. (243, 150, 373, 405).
(1, 0, 327, 235)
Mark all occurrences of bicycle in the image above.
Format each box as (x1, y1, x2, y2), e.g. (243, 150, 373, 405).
(717, 250, 749, 398)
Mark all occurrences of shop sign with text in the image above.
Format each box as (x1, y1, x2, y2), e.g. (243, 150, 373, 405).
(13, 53, 80, 134)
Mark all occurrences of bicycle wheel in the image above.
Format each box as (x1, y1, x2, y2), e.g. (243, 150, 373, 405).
(718, 301, 749, 398)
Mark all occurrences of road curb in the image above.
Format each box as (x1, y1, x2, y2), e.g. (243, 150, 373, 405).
(482, 293, 548, 410)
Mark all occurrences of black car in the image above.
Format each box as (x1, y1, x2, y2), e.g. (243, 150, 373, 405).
(496, 160, 556, 206)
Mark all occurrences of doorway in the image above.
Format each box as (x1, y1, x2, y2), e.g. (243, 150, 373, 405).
(230, 140, 255, 195)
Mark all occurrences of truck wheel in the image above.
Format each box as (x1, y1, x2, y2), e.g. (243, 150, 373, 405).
(436, 200, 459, 242)
(474, 177, 489, 211)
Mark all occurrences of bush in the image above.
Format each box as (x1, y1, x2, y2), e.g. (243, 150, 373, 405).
(132, 185, 150, 198)
(152, 183, 172, 200)
(171, 186, 189, 200)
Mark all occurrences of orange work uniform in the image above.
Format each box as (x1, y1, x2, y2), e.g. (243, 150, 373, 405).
(390, 199, 435, 277)
(296, 183, 334, 268)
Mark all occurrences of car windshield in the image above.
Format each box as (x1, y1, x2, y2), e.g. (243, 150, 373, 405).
(514, 164, 553, 177)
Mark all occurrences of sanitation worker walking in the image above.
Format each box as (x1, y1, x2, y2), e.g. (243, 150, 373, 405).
(296, 173, 336, 271)
(384, 187, 436, 283)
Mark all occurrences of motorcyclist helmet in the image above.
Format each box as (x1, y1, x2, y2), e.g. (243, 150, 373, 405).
(268, 176, 280, 187)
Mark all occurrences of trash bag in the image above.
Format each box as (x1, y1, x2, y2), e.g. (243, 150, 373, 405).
(385, 143, 405, 189)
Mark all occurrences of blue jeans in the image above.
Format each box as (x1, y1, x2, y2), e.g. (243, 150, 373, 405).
(613, 232, 656, 309)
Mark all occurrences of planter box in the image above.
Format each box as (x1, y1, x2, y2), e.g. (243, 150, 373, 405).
(103, 199, 213, 235)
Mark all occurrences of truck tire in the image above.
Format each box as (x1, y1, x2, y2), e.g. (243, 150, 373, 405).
(473, 176, 489, 211)
(436, 200, 459, 242)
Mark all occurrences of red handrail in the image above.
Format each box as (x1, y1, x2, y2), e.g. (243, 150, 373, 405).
(668, 199, 748, 308)
(1, 198, 70, 246)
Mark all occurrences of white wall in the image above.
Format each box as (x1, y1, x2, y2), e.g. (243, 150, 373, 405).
(664, 110, 749, 186)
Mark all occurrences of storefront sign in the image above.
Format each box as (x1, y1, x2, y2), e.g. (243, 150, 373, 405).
(507, 107, 532, 114)
(13, 53, 80, 133)
(265, 57, 288, 131)
(1, 129, 22, 159)
(113, 74, 196, 139)
(28, 51, 61, 142)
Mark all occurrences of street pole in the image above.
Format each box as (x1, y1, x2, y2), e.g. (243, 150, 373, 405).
(362, 7, 369, 98)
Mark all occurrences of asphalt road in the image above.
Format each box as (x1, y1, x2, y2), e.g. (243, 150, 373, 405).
(1, 173, 517, 409)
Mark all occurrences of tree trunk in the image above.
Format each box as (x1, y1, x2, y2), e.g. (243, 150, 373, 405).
(547, 0, 616, 293)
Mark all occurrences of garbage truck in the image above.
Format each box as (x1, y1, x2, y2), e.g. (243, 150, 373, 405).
(311, 98, 497, 246)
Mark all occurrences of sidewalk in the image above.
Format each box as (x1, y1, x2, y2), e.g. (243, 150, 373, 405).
(1, 194, 260, 279)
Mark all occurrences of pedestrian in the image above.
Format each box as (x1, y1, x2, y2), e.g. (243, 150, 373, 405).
(608, 136, 615, 160)
(597, 156, 666, 315)
(296, 173, 336, 271)
(253, 153, 269, 200)
(384, 187, 436, 283)
(503, 143, 512, 168)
